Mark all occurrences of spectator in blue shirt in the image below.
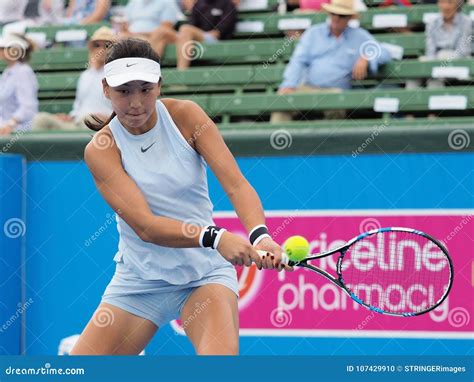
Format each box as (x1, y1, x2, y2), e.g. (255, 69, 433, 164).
(64, 0, 110, 25)
(272, 0, 392, 121)
(114, 0, 180, 44)
(0, 34, 38, 135)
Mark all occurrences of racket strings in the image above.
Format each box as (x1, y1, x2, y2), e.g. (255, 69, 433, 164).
(341, 231, 451, 314)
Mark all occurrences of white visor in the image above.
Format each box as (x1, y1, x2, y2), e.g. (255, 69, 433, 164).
(104, 57, 161, 87)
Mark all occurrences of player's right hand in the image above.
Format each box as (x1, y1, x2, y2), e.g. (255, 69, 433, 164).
(217, 232, 263, 269)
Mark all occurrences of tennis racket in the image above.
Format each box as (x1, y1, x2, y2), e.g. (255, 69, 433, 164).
(259, 227, 453, 317)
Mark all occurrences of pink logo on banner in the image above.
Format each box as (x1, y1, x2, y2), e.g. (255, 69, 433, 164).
(171, 211, 473, 338)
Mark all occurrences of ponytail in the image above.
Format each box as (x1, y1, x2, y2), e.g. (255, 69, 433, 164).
(85, 111, 116, 131)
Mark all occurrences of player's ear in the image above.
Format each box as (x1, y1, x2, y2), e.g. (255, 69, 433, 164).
(102, 78, 110, 99)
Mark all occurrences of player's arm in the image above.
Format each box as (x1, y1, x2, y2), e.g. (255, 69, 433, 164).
(175, 101, 267, 235)
(84, 127, 201, 247)
(80, 0, 110, 24)
(172, 101, 289, 269)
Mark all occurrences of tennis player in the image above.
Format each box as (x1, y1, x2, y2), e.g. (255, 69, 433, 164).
(70, 38, 291, 356)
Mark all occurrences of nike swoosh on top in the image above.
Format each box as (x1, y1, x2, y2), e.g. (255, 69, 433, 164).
(141, 142, 156, 153)
(126, 63, 138, 67)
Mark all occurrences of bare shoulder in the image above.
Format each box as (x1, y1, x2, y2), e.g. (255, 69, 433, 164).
(161, 98, 211, 149)
(161, 97, 197, 112)
(161, 98, 204, 124)
(84, 126, 121, 176)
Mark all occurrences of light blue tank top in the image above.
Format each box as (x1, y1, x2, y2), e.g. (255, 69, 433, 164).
(108, 100, 232, 284)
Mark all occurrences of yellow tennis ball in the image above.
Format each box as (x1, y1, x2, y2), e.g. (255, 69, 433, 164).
(284, 235, 310, 262)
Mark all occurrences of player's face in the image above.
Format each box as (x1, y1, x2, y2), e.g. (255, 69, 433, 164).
(104, 80, 161, 130)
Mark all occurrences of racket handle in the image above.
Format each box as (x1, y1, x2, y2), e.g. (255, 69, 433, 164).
(256, 250, 289, 265)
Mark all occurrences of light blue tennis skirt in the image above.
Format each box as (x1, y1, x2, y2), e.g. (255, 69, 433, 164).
(101, 262, 238, 328)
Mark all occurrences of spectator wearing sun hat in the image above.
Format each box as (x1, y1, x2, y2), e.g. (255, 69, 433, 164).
(271, 0, 391, 121)
(0, 34, 38, 135)
(32, 27, 114, 131)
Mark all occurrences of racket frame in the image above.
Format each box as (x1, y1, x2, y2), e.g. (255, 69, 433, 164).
(288, 227, 454, 317)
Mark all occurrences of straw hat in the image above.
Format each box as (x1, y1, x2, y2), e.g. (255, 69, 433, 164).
(89, 26, 116, 43)
(322, 0, 357, 16)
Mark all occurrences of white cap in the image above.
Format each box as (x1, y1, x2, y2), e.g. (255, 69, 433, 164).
(104, 57, 161, 87)
(0, 34, 29, 49)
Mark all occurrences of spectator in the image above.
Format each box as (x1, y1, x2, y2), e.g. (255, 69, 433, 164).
(150, 0, 237, 69)
(0, 0, 28, 26)
(0, 34, 38, 135)
(38, 0, 65, 24)
(64, 0, 110, 25)
(271, 0, 391, 121)
(406, 0, 471, 94)
(24, 0, 40, 19)
(32, 27, 114, 131)
(113, 0, 180, 42)
(426, 0, 471, 60)
(178, 0, 197, 13)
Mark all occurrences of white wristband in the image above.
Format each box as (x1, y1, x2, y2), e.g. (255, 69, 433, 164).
(252, 233, 271, 247)
(249, 224, 267, 237)
(213, 228, 226, 250)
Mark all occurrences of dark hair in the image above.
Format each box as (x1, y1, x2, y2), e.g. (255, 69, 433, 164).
(85, 38, 161, 132)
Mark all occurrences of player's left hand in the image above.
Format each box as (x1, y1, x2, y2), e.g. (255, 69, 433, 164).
(254, 237, 294, 272)
(352, 57, 369, 80)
